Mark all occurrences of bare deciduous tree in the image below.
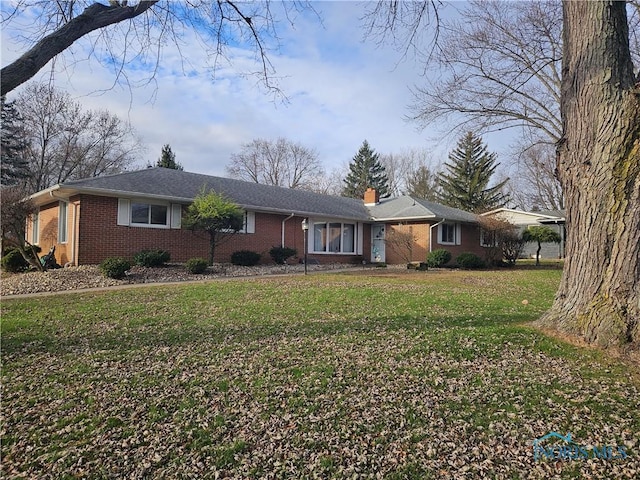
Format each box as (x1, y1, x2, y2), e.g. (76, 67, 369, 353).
(478, 215, 523, 266)
(408, 0, 563, 143)
(1, 1, 317, 96)
(379, 148, 438, 196)
(385, 225, 419, 265)
(513, 143, 564, 211)
(365, 0, 640, 347)
(16, 82, 142, 193)
(227, 138, 324, 190)
(0, 185, 45, 271)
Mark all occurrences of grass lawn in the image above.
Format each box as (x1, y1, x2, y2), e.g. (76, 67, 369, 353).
(2, 269, 638, 479)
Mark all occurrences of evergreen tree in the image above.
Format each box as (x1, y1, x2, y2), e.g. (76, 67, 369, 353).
(156, 144, 183, 170)
(342, 140, 390, 198)
(437, 132, 508, 212)
(0, 97, 29, 186)
(406, 165, 441, 201)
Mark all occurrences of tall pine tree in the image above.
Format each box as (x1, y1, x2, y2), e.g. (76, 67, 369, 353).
(406, 165, 441, 201)
(0, 97, 29, 186)
(437, 132, 508, 212)
(156, 144, 183, 170)
(342, 140, 390, 198)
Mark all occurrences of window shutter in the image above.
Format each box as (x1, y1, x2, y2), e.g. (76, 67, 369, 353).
(437, 223, 443, 244)
(117, 199, 130, 226)
(456, 224, 462, 245)
(357, 223, 363, 255)
(170, 204, 182, 229)
(245, 211, 255, 234)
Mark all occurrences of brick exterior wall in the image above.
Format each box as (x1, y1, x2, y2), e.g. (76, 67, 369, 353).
(29, 201, 72, 266)
(384, 222, 486, 265)
(28, 194, 484, 267)
(384, 223, 430, 264)
(74, 195, 367, 265)
(431, 223, 487, 263)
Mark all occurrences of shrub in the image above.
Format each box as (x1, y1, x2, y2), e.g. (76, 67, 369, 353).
(133, 249, 170, 267)
(99, 257, 131, 279)
(456, 252, 486, 269)
(231, 250, 261, 266)
(1, 248, 30, 273)
(269, 246, 297, 265)
(185, 258, 208, 274)
(426, 249, 452, 268)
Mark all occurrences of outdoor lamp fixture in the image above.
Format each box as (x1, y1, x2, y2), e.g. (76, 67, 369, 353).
(301, 218, 309, 275)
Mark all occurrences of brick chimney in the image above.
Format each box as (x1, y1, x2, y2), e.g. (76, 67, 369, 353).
(364, 187, 380, 206)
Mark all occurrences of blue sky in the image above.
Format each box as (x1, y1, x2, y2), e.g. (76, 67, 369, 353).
(1, 1, 512, 178)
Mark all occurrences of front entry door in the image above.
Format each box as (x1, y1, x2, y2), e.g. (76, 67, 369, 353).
(371, 224, 386, 263)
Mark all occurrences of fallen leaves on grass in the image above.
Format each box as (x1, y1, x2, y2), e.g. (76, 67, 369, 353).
(2, 273, 638, 479)
(4, 333, 638, 478)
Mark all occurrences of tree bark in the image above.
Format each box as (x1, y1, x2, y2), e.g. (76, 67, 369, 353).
(540, 1, 640, 347)
(1, 1, 158, 96)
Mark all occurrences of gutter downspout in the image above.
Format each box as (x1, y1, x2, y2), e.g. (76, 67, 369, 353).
(429, 219, 445, 253)
(281, 213, 295, 247)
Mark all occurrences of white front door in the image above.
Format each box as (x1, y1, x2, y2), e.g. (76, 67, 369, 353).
(371, 224, 386, 263)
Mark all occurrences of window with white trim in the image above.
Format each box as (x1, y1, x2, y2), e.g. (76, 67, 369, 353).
(31, 210, 39, 244)
(58, 201, 68, 243)
(312, 221, 356, 253)
(221, 211, 255, 233)
(131, 202, 168, 226)
(117, 198, 181, 229)
(438, 222, 461, 245)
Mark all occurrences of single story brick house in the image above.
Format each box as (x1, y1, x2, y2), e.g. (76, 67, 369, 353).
(26, 167, 487, 266)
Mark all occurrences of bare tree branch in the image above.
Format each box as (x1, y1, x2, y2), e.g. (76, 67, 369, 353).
(226, 137, 324, 190)
(1, 1, 158, 95)
(2, 1, 320, 98)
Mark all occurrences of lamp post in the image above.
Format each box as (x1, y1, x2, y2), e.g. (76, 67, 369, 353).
(301, 218, 309, 275)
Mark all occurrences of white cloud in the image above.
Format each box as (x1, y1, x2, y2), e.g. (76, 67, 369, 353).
(2, 1, 513, 179)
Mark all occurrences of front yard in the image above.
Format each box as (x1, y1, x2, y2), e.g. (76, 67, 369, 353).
(1, 269, 638, 479)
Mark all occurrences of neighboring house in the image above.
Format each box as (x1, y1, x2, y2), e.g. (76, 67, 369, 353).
(26, 168, 485, 266)
(481, 208, 566, 259)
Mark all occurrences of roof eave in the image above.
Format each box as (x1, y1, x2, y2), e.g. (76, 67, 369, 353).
(31, 185, 370, 221)
(371, 215, 438, 222)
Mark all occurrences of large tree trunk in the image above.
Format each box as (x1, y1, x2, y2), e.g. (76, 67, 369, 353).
(540, 1, 640, 347)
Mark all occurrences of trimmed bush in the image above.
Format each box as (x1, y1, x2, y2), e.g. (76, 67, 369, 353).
(231, 250, 261, 266)
(426, 249, 452, 268)
(1, 248, 29, 273)
(269, 246, 297, 265)
(456, 252, 486, 269)
(133, 249, 170, 267)
(99, 257, 131, 279)
(185, 258, 208, 274)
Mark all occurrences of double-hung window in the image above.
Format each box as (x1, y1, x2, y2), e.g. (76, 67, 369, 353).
(438, 222, 461, 245)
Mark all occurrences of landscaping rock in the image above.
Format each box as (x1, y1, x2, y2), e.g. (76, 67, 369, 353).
(0, 263, 354, 297)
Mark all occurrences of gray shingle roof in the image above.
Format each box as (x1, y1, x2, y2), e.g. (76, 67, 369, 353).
(41, 168, 481, 224)
(368, 196, 479, 223)
(57, 168, 371, 221)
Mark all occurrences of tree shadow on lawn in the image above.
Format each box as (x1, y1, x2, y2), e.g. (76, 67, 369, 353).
(2, 308, 546, 360)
